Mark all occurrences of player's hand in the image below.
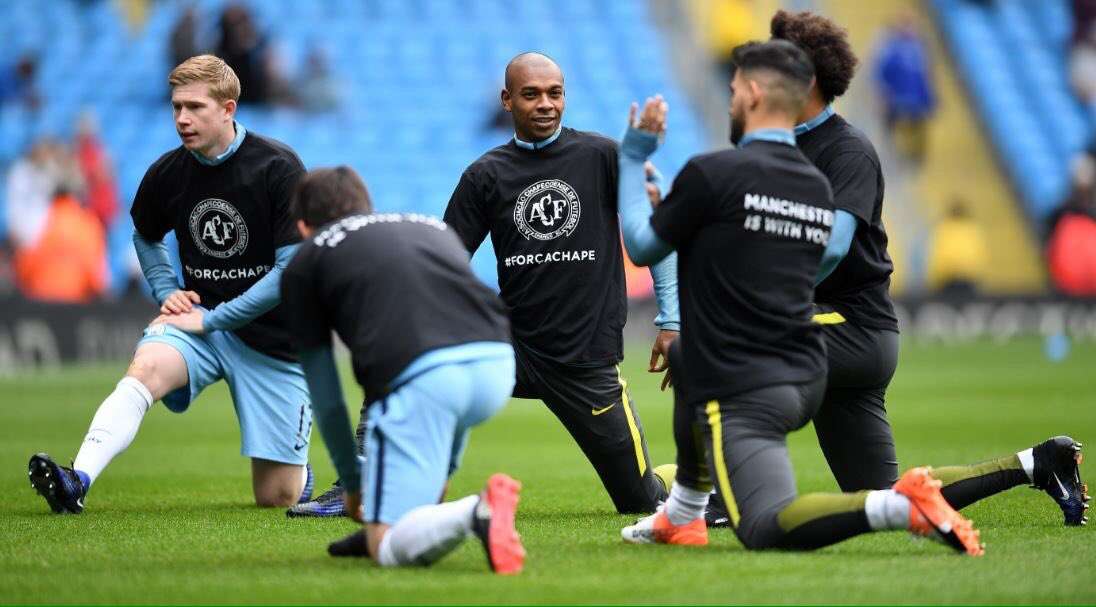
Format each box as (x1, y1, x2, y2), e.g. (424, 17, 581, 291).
(152, 308, 206, 334)
(628, 94, 669, 137)
(345, 491, 364, 523)
(649, 329, 678, 391)
(161, 290, 201, 315)
(645, 162, 663, 208)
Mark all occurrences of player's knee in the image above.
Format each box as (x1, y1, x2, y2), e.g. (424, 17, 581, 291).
(734, 518, 782, 551)
(254, 486, 298, 508)
(126, 355, 161, 386)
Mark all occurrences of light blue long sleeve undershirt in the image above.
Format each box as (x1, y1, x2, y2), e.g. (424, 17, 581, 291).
(132, 231, 299, 332)
(618, 128, 674, 267)
(816, 210, 857, 285)
(618, 127, 678, 329)
(133, 231, 182, 305)
(299, 346, 361, 492)
(203, 243, 300, 332)
(641, 162, 679, 331)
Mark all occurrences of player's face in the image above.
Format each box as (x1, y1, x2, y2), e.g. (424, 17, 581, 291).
(171, 83, 236, 156)
(502, 65, 565, 142)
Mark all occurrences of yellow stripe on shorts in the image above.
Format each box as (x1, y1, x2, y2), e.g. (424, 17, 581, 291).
(811, 311, 847, 325)
(705, 400, 740, 526)
(618, 371, 648, 477)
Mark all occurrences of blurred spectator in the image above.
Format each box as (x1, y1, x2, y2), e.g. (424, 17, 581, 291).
(873, 12, 936, 165)
(215, 3, 292, 105)
(702, 0, 759, 79)
(170, 6, 201, 68)
(1047, 153, 1096, 296)
(925, 199, 988, 299)
(12, 175, 107, 303)
(5, 140, 58, 249)
(1069, 22, 1096, 117)
(1073, 0, 1096, 45)
(75, 112, 120, 230)
(297, 46, 341, 112)
(0, 54, 42, 111)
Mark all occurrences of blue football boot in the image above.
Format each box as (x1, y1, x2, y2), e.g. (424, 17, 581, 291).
(298, 463, 314, 504)
(28, 453, 85, 514)
(287, 481, 347, 518)
(1031, 436, 1089, 526)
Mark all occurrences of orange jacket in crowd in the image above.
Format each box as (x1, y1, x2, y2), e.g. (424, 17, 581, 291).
(14, 193, 108, 303)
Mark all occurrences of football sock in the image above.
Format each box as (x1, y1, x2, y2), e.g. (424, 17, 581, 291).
(376, 495, 478, 567)
(772, 492, 873, 550)
(73, 377, 153, 490)
(933, 455, 1029, 510)
(864, 489, 911, 531)
(665, 483, 709, 525)
(1016, 448, 1035, 482)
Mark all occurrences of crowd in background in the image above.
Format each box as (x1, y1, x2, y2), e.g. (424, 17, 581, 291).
(1, 114, 127, 303)
(0, 1, 345, 305)
(2, 0, 1095, 304)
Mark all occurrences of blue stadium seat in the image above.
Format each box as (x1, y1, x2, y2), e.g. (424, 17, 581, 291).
(0, 0, 706, 287)
(932, 0, 1091, 221)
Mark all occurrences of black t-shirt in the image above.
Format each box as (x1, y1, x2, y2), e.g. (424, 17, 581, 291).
(281, 213, 511, 402)
(650, 141, 833, 403)
(796, 114, 898, 331)
(444, 127, 626, 366)
(130, 131, 304, 361)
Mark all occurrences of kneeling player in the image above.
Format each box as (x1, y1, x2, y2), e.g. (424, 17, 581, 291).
(617, 41, 982, 554)
(28, 55, 313, 512)
(281, 167, 524, 573)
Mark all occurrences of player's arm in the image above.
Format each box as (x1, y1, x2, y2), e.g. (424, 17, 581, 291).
(815, 151, 877, 285)
(200, 243, 300, 332)
(815, 209, 857, 284)
(618, 98, 674, 267)
(644, 165, 679, 331)
(443, 169, 491, 254)
(132, 231, 184, 304)
(299, 345, 360, 495)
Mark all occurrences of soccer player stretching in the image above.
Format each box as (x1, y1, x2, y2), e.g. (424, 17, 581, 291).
(618, 40, 982, 554)
(442, 52, 680, 514)
(281, 167, 523, 573)
(29, 55, 314, 512)
(295, 53, 682, 518)
(761, 10, 1087, 526)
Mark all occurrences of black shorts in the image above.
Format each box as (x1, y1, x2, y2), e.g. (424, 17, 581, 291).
(511, 340, 664, 513)
(812, 308, 901, 490)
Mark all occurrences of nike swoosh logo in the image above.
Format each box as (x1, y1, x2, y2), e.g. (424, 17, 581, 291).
(592, 403, 616, 416)
(1052, 472, 1071, 501)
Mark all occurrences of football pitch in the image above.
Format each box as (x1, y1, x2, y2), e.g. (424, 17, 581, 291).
(2, 338, 1093, 604)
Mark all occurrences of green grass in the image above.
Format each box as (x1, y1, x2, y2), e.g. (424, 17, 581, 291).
(1, 338, 1093, 604)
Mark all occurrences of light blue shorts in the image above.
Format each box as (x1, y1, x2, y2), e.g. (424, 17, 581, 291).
(362, 342, 516, 525)
(139, 323, 311, 465)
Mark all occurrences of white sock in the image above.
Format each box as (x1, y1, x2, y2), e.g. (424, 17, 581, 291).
(664, 482, 710, 525)
(72, 377, 153, 488)
(376, 494, 479, 567)
(864, 489, 911, 531)
(1016, 448, 1035, 483)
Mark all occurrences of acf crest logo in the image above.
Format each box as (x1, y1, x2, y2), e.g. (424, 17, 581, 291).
(514, 179, 581, 241)
(189, 198, 249, 258)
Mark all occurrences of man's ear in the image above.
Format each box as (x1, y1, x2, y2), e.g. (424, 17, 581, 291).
(500, 88, 513, 112)
(223, 98, 237, 121)
(296, 219, 313, 239)
(747, 79, 763, 110)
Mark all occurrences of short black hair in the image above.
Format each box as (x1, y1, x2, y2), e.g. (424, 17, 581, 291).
(729, 39, 815, 87)
(770, 10, 858, 103)
(291, 166, 373, 228)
